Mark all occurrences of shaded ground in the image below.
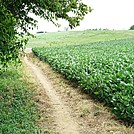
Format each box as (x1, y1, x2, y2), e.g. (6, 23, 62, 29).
(24, 48, 134, 134)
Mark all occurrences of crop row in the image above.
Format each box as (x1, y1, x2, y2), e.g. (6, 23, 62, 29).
(32, 38, 134, 123)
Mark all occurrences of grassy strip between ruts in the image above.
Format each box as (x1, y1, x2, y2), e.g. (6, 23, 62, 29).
(32, 38, 134, 124)
(0, 65, 43, 134)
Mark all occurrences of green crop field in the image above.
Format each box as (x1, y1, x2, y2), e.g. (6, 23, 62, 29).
(28, 30, 134, 48)
(32, 37, 134, 123)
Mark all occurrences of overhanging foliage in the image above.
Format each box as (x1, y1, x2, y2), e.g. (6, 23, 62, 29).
(0, 0, 91, 67)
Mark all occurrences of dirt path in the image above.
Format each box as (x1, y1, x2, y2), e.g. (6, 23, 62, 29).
(24, 55, 80, 134)
(24, 48, 134, 134)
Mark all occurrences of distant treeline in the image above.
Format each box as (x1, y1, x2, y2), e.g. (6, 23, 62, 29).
(36, 31, 48, 34)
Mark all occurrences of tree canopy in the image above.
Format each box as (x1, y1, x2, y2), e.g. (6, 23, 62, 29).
(129, 25, 134, 30)
(0, 0, 92, 67)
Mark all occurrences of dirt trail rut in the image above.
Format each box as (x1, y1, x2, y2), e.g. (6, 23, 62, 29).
(24, 55, 80, 134)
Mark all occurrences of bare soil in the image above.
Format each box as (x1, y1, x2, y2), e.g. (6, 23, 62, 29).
(23, 48, 134, 134)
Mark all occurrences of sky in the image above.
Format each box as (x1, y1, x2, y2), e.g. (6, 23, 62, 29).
(29, 0, 134, 33)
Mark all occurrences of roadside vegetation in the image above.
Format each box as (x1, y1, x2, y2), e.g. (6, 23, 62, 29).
(0, 65, 43, 134)
(32, 37, 134, 124)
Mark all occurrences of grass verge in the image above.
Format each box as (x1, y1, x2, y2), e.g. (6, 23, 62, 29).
(0, 65, 43, 134)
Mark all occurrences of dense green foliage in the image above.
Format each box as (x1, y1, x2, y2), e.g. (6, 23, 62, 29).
(0, 66, 41, 133)
(0, 4, 21, 67)
(0, 3, 28, 67)
(130, 25, 134, 30)
(0, 0, 90, 67)
(33, 38, 134, 123)
(2, 0, 91, 30)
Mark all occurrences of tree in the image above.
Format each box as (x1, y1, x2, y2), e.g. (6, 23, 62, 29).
(129, 25, 134, 30)
(0, 0, 92, 67)
(0, 4, 24, 67)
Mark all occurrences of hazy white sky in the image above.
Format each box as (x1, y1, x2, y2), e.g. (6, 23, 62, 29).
(29, 0, 134, 33)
